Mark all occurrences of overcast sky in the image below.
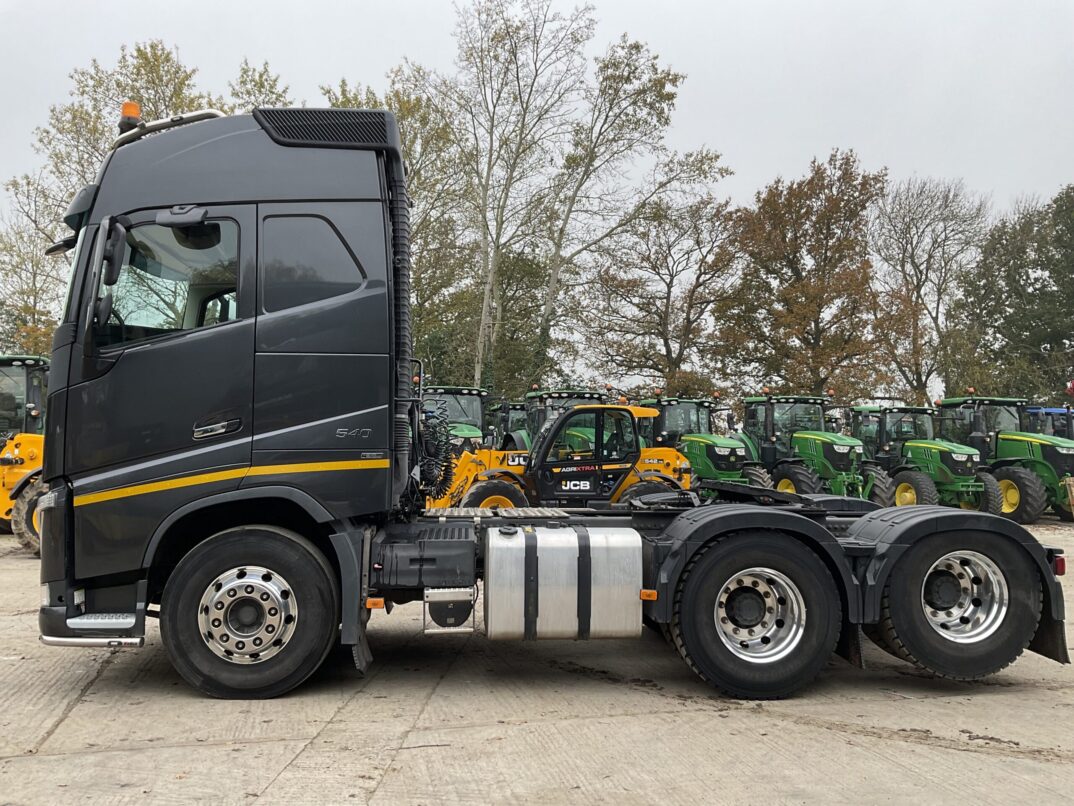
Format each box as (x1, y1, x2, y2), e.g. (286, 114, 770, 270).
(1, 0, 1072, 210)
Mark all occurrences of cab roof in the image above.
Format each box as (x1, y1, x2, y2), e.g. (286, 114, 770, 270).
(0, 355, 49, 367)
(743, 395, 828, 405)
(572, 404, 660, 419)
(424, 386, 488, 396)
(525, 389, 607, 401)
(851, 404, 936, 414)
(939, 396, 1028, 406)
(637, 397, 716, 407)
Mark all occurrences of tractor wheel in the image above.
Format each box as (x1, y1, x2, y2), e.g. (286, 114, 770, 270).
(873, 532, 1041, 680)
(960, 472, 1003, 515)
(742, 466, 774, 488)
(160, 525, 340, 698)
(892, 471, 939, 507)
(771, 464, 823, 495)
(865, 467, 896, 508)
(460, 479, 527, 509)
(668, 532, 841, 699)
(619, 480, 676, 503)
(12, 476, 44, 556)
(993, 467, 1048, 524)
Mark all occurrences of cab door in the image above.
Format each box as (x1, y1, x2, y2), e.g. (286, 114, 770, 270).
(533, 409, 641, 504)
(65, 205, 255, 578)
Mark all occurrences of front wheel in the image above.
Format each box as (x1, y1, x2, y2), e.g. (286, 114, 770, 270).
(460, 479, 528, 509)
(893, 470, 938, 507)
(669, 532, 841, 699)
(961, 472, 1002, 515)
(772, 463, 823, 495)
(742, 465, 774, 488)
(993, 466, 1048, 524)
(12, 476, 45, 556)
(872, 533, 1041, 679)
(160, 526, 340, 699)
(865, 467, 896, 507)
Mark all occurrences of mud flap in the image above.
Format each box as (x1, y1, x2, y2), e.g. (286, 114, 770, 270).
(1029, 612, 1070, 664)
(835, 620, 865, 668)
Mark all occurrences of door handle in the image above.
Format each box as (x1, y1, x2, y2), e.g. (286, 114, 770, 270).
(193, 419, 241, 440)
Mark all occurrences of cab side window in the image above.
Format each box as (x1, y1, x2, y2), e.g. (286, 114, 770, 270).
(261, 216, 365, 313)
(601, 409, 637, 461)
(100, 220, 240, 348)
(549, 411, 596, 461)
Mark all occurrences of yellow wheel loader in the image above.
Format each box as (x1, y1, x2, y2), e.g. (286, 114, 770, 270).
(0, 356, 48, 554)
(427, 404, 692, 509)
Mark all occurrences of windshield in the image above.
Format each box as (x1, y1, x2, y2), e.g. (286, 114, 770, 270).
(981, 404, 1020, 433)
(425, 394, 483, 427)
(0, 366, 27, 433)
(773, 402, 824, 433)
(1027, 411, 1070, 439)
(663, 403, 709, 434)
(885, 412, 934, 441)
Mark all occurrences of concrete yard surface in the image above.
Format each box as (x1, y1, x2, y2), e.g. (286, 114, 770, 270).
(1, 521, 1072, 804)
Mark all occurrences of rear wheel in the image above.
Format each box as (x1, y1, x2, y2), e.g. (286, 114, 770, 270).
(865, 467, 896, 507)
(993, 466, 1048, 524)
(772, 463, 823, 495)
(12, 476, 44, 556)
(669, 533, 841, 699)
(961, 472, 1002, 515)
(874, 533, 1041, 679)
(893, 470, 938, 507)
(619, 480, 677, 502)
(460, 479, 527, 509)
(742, 465, 774, 488)
(160, 526, 339, 699)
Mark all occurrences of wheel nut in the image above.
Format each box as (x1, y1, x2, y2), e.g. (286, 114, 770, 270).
(266, 625, 276, 634)
(235, 641, 245, 650)
(260, 592, 270, 602)
(268, 607, 278, 617)
(215, 602, 224, 610)
(220, 634, 229, 643)
(245, 585, 255, 594)
(211, 618, 221, 628)
(227, 589, 236, 598)
(253, 638, 263, 647)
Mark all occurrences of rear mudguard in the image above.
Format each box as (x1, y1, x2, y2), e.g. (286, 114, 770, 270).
(646, 504, 862, 626)
(846, 505, 1069, 664)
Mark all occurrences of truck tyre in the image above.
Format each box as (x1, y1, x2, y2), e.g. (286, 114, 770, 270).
(963, 472, 1002, 515)
(772, 464, 823, 495)
(460, 479, 527, 509)
(160, 525, 340, 699)
(874, 532, 1041, 680)
(865, 467, 896, 507)
(619, 480, 676, 502)
(893, 470, 938, 507)
(993, 466, 1048, 524)
(742, 466, 774, 488)
(669, 532, 841, 699)
(12, 476, 44, 556)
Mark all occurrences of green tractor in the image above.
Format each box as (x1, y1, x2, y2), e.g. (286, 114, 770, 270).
(733, 393, 895, 506)
(422, 385, 490, 455)
(636, 395, 772, 488)
(937, 394, 1074, 523)
(499, 388, 609, 451)
(849, 403, 1001, 513)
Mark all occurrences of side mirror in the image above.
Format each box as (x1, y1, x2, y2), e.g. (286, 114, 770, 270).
(101, 218, 128, 287)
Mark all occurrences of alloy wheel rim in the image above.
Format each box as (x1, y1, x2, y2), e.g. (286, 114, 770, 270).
(198, 566, 297, 664)
(714, 567, 806, 664)
(919, 550, 1008, 643)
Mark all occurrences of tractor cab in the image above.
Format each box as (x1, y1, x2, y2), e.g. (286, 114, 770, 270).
(0, 357, 48, 442)
(937, 395, 1074, 522)
(1025, 406, 1073, 440)
(850, 405, 947, 466)
(422, 385, 489, 454)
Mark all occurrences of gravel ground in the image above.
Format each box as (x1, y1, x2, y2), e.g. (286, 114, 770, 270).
(0, 520, 1071, 805)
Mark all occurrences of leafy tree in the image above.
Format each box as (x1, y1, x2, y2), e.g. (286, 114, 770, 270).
(946, 187, 1074, 402)
(228, 59, 291, 111)
(722, 150, 888, 399)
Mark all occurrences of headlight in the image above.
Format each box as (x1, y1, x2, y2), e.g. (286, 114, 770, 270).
(449, 436, 466, 447)
(733, 449, 744, 455)
(833, 445, 851, 454)
(952, 453, 968, 461)
(714, 447, 731, 455)
(854, 445, 864, 453)
(1056, 447, 1074, 455)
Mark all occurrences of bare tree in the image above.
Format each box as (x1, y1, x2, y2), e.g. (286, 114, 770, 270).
(589, 197, 739, 391)
(872, 177, 989, 402)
